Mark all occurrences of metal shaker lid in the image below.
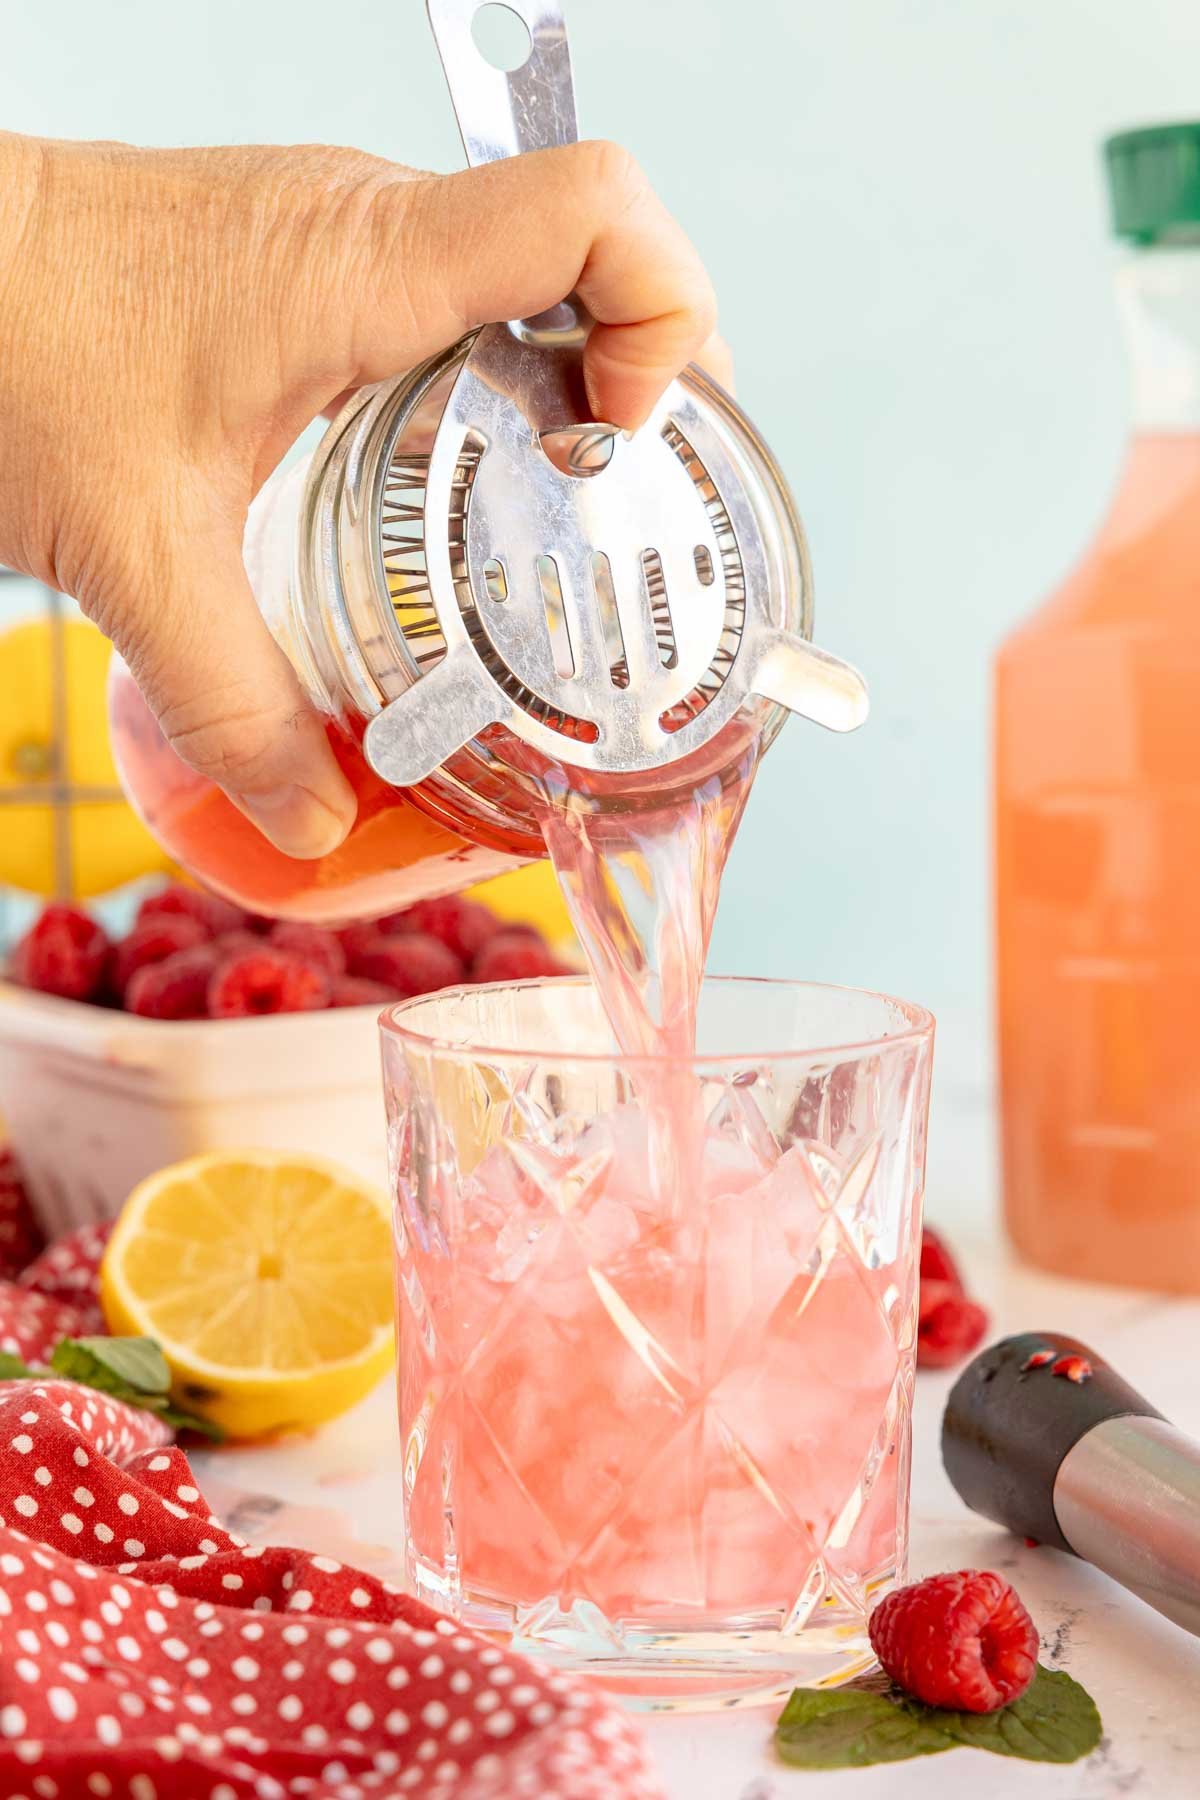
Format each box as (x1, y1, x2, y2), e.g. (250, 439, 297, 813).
(340, 0, 869, 798)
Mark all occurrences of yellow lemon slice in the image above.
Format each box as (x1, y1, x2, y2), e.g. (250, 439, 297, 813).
(100, 1150, 394, 1439)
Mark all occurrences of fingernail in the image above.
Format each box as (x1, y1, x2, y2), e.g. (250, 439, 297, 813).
(235, 784, 355, 859)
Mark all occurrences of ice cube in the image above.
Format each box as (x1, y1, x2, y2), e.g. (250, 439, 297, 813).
(702, 1142, 828, 1381)
(705, 1082, 784, 1177)
(578, 1195, 642, 1266)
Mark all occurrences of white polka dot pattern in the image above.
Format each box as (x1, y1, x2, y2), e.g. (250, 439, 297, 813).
(0, 1214, 665, 1798)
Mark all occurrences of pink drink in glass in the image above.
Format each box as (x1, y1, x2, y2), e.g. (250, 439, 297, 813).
(384, 977, 932, 1707)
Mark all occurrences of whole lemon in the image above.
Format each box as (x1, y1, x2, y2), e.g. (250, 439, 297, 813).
(466, 859, 574, 946)
(0, 613, 171, 897)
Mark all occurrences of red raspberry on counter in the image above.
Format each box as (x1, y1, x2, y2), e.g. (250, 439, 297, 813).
(268, 921, 346, 979)
(126, 945, 219, 1020)
(385, 895, 500, 964)
(111, 914, 209, 995)
(917, 1279, 989, 1368)
(868, 1570, 1039, 1713)
(330, 975, 399, 1008)
(11, 903, 111, 1002)
(472, 929, 568, 983)
(136, 882, 247, 940)
(208, 948, 331, 1018)
(350, 930, 464, 999)
(920, 1225, 963, 1290)
(917, 1222, 988, 1369)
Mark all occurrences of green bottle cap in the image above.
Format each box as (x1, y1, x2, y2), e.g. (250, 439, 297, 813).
(1105, 123, 1200, 244)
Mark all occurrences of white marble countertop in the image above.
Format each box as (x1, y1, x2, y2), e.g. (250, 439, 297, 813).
(194, 1075, 1200, 1797)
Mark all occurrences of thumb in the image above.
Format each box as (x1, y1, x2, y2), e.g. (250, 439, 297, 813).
(115, 526, 357, 860)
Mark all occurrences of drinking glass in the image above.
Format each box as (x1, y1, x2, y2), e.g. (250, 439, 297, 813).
(382, 977, 934, 1708)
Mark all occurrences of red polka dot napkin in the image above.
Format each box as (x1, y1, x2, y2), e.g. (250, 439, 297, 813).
(0, 1170, 666, 1799)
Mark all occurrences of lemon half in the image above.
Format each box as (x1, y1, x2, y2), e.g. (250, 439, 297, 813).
(100, 1150, 395, 1439)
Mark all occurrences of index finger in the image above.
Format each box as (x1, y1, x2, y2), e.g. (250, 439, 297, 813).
(345, 140, 719, 430)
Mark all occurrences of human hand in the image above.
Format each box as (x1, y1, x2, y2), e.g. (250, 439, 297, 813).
(0, 131, 718, 855)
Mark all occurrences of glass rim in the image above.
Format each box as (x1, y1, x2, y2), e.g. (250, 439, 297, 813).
(379, 973, 935, 1070)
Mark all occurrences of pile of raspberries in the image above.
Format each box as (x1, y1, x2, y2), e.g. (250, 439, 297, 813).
(6, 887, 569, 1020)
(918, 1224, 988, 1368)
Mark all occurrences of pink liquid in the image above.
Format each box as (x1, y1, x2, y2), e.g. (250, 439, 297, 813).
(108, 668, 529, 922)
(414, 1110, 903, 1630)
(532, 732, 759, 1218)
(998, 436, 1200, 1290)
(399, 720, 908, 1690)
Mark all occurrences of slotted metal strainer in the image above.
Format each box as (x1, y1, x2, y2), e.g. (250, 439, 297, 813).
(355, 0, 867, 795)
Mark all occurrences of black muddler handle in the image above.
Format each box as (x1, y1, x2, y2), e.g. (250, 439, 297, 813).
(942, 1331, 1200, 1637)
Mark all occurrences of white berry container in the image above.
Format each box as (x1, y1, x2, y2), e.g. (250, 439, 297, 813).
(0, 982, 389, 1240)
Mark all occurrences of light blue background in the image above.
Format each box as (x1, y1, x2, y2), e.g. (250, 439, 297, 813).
(2, 0, 1198, 1085)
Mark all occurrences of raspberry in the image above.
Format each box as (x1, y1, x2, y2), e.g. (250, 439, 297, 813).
(11, 903, 111, 1002)
(920, 1225, 963, 1290)
(917, 1280, 989, 1368)
(372, 911, 409, 934)
(0, 1147, 44, 1279)
(268, 921, 346, 979)
(384, 896, 500, 964)
(126, 945, 219, 1020)
(111, 915, 209, 996)
(868, 1570, 1039, 1712)
(472, 929, 568, 983)
(350, 930, 464, 999)
(136, 883, 247, 940)
(337, 922, 390, 971)
(211, 929, 264, 962)
(207, 948, 331, 1017)
(330, 975, 400, 1008)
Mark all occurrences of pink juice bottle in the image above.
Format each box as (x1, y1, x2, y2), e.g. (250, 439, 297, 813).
(997, 123, 1200, 1291)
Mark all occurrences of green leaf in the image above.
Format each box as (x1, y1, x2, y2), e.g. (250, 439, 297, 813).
(54, 1335, 171, 1396)
(775, 1685, 954, 1768)
(915, 1666, 1102, 1764)
(154, 1403, 226, 1442)
(2, 1333, 223, 1440)
(775, 1666, 1102, 1771)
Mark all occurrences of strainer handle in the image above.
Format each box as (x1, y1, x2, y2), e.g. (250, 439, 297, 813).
(426, 1, 578, 168)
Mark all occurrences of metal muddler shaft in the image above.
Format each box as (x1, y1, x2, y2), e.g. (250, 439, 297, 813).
(942, 1331, 1200, 1637)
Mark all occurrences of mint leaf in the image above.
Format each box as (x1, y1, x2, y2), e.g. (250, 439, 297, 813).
(53, 1335, 171, 1396)
(49, 1336, 223, 1439)
(776, 1686, 953, 1768)
(1, 1334, 223, 1440)
(918, 1666, 1101, 1764)
(153, 1402, 225, 1441)
(775, 1667, 1101, 1770)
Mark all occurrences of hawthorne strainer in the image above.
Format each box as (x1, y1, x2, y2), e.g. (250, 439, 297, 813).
(294, 0, 867, 829)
